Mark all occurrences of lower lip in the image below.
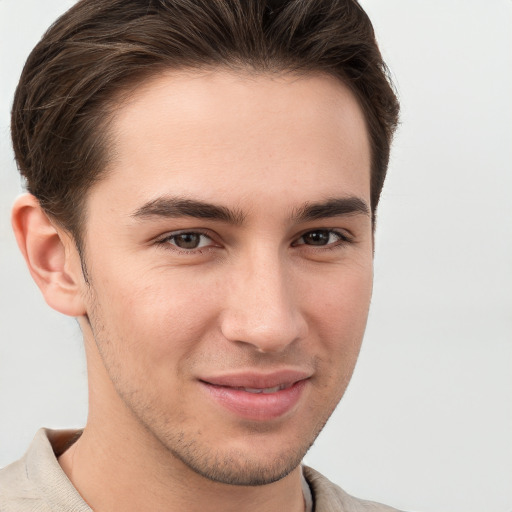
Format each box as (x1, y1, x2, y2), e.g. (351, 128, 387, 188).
(201, 380, 308, 421)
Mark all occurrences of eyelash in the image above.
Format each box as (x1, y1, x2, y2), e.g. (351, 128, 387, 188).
(292, 229, 353, 250)
(155, 228, 353, 254)
(155, 230, 216, 254)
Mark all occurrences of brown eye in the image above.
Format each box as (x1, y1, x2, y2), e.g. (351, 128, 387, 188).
(173, 233, 202, 249)
(301, 230, 330, 245)
(160, 232, 213, 250)
(294, 229, 348, 248)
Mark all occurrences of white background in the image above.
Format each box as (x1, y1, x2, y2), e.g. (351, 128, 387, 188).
(1, 1, 511, 511)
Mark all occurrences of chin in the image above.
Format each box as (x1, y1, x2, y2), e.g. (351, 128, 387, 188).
(154, 415, 329, 486)
(171, 444, 307, 486)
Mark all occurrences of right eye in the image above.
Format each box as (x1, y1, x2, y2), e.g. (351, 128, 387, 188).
(157, 231, 214, 251)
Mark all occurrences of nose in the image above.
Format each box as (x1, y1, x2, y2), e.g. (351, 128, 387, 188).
(219, 248, 308, 353)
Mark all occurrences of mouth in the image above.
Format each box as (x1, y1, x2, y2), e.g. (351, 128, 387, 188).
(199, 371, 310, 421)
(221, 382, 294, 394)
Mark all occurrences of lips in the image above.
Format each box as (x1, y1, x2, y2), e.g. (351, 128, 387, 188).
(199, 370, 310, 421)
(234, 383, 291, 394)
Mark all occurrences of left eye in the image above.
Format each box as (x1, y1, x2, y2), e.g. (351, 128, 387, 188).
(295, 230, 345, 246)
(163, 232, 212, 250)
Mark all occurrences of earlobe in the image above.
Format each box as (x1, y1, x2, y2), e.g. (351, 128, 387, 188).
(11, 193, 87, 317)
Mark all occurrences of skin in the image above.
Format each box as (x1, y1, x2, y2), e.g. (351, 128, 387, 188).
(13, 69, 373, 512)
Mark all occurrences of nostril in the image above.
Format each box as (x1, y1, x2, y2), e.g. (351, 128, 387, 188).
(219, 261, 307, 351)
(219, 307, 307, 354)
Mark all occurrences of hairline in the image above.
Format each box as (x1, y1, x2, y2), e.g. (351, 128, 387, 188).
(69, 63, 376, 241)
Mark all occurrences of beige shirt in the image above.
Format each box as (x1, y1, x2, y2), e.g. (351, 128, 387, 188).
(0, 429, 402, 512)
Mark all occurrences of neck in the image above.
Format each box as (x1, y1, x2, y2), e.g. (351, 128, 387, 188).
(60, 330, 307, 512)
(59, 422, 305, 512)
(59, 354, 305, 512)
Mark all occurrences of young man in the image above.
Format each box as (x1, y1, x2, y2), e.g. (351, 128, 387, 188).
(0, 1, 400, 510)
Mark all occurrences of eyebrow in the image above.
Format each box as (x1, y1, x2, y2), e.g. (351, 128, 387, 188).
(131, 197, 245, 224)
(292, 197, 370, 222)
(131, 195, 370, 225)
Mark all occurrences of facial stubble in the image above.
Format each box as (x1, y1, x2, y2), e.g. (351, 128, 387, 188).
(83, 286, 347, 487)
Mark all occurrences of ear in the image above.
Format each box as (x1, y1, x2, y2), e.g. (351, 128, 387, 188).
(11, 193, 87, 317)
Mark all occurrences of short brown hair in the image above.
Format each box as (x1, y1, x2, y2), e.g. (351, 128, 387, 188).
(11, 0, 399, 250)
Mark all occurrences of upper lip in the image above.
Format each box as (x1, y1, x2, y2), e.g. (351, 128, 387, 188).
(199, 369, 311, 389)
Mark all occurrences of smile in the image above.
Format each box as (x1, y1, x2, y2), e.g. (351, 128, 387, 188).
(232, 383, 292, 394)
(199, 371, 310, 421)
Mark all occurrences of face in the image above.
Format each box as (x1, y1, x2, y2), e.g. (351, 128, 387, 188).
(78, 69, 373, 485)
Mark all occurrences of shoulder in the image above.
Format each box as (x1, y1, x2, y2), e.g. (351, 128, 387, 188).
(302, 466, 403, 512)
(0, 453, 47, 512)
(0, 429, 88, 512)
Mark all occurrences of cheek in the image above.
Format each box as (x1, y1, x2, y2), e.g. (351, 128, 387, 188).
(306, 261, 373, 328)
(90, 266, 222, 362)
(302, 262, 373, 369)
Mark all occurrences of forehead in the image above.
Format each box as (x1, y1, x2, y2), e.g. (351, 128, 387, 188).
(90, 69, 371, 218)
